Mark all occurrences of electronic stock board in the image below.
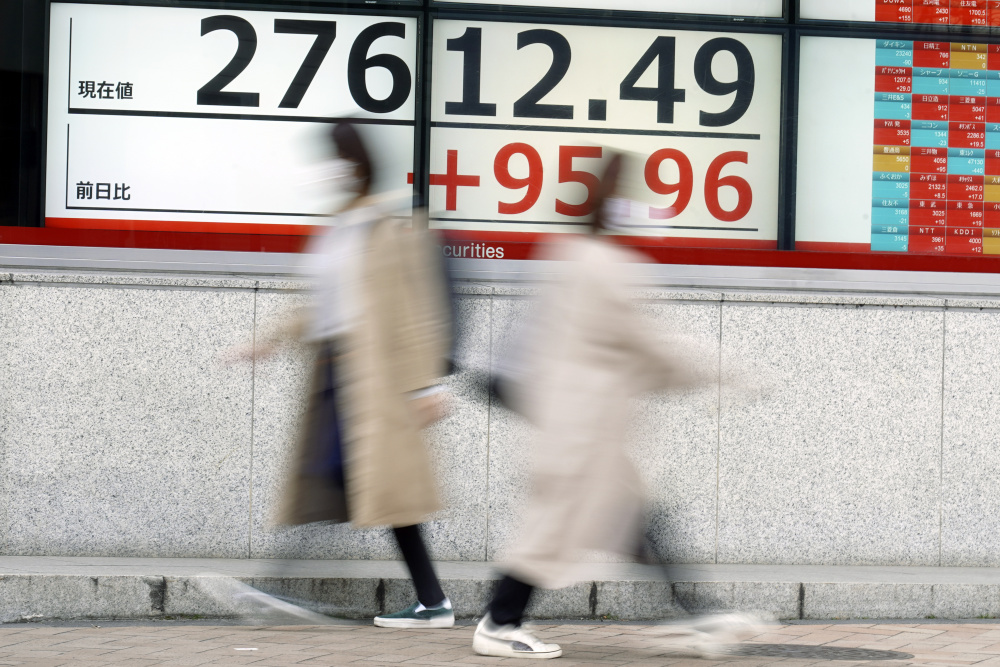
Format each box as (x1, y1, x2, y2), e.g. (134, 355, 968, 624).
(44, 2, 782, 252)
(44, 0, 1000, 261)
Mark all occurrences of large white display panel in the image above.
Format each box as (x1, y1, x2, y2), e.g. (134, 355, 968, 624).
(429, 19, 783, 245)
(799, 0, 875, 22)
(434, 0, 784, 18)
(795, 37, 875, 248)
(46, 3, 417, 231)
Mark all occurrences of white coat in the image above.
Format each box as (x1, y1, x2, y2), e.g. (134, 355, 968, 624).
(505, 235, 704, 589)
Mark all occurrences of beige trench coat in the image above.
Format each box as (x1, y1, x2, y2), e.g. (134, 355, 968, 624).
(279, 213, 452, 528)
(505, 236, 703, 589)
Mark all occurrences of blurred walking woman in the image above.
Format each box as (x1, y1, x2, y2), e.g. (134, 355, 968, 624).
(473, 154, 706, 659)
(260, 122, 455, 628)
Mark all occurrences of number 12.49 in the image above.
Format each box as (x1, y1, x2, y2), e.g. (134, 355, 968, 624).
(445, 27, 755, 127)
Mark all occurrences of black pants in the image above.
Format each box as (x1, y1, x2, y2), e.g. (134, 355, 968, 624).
(392, 524, 446, 608)
(489, 575, 535, 627)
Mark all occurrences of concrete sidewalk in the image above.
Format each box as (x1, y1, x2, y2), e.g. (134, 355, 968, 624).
(3, 619, 1000, 666)
(5, 558, 1000, 624)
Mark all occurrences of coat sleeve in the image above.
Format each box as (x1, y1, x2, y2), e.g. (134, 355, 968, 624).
(386, 221, 454, 394)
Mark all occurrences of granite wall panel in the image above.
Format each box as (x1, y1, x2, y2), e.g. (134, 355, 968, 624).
(717, 303, 944, 565)
(941, 308, 1000, 566)
(0, 282, 255, 557)
(5, 274, 1000, 568)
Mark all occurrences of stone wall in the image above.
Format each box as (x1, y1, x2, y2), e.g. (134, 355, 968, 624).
(2, 270, 998, 566)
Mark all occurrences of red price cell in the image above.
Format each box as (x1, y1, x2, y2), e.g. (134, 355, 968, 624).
(948, 210, 987, 229)
(952, 0, 989, 25)
(877, 0, 914, 21)
(914, 42, 950, 67)
(949, 97, 987, 123)
(948, 201, 986, 228)
(947, 226, 984, 254)
(874, 126, 912, 145)
(960, 210, 986, 227)
(911, 172, 949, 199)
(876, 73, 912, 93)
(987, 98, 1000, 123)
(909, 225, 947, 253)
(913, 96, 950, 122)
(950, 122, 987, 148)
(914, 0, 951, 24)
(910, 200, 949, 225)
(911, 146, 949, 173)
(874, 119, 911, 146)
(991, 2, 1000, 26)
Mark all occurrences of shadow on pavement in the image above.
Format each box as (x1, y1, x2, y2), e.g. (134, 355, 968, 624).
(727, 643, 914, 661)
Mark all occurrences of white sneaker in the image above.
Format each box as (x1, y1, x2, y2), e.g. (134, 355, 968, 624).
(687, 613, 765, 657)
(473, 614, 562, 659)
(689, 612, 764, 642)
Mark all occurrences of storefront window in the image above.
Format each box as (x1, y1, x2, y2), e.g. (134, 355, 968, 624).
(4, 0, 1000, 271)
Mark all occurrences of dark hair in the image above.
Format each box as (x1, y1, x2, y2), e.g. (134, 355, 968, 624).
(331, 122, 373, 196)
(590, 152, 624, 234)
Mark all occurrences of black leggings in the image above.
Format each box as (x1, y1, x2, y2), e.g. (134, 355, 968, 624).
(489, 575, 535, 627)
(392, 524, 446, 608)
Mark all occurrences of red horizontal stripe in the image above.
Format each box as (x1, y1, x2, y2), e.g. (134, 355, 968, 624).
(440, 231, 1000, 273)
(3, 224, 1000, 274)
(4, 226, 309, 253)
(795, 242, 872, 253)
(46, 217, 318, 236)
(439, 230, 776, 250)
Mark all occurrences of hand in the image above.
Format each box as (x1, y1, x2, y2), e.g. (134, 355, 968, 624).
(219, 341, 277, 365)
(411, 391, 451, 428)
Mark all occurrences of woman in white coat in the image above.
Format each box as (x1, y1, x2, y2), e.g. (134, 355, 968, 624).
(473, 154, 706, 659)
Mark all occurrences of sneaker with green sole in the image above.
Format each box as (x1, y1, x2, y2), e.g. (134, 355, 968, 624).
(373, 599, 455, 628)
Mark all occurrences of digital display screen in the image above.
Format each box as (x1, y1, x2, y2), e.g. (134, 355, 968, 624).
(797, 35, 1000, 254)
(433, 0, 784, 18)
(45, 3, 417, 235)
(801, 0, 1000, 26)
(428, 19, 783, 251)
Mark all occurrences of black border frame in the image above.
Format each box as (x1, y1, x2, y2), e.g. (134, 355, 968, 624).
(428, 0, 790, 26)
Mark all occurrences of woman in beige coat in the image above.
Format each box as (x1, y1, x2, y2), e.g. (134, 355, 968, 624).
(473, 155, 705, 659)
(257, 122, 454, 628)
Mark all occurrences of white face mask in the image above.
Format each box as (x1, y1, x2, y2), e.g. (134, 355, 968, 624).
(302, 158, 360, 194)
(602, 197, 632, 230)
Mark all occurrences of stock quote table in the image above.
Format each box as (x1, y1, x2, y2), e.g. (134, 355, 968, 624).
(876, 1, 1000, 25)
(872, 40, 1000, 254)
